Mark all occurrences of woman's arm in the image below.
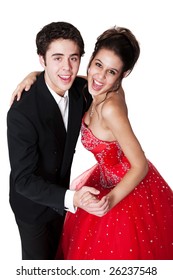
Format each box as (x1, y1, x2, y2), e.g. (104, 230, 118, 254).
(103, 97, 148, 211)
(10, 72, 124, 107)
(10, 71, 41, 105)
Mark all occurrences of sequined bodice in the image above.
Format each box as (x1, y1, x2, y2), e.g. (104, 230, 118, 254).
(81, 122, 122, 164)
(81, 121, 130, 188)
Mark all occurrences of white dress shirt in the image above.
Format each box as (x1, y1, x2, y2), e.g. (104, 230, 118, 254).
(48, 86, 69, 130)
(47, 84, 76, 213)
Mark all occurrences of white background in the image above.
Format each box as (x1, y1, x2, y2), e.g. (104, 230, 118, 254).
(0, 0, 172, 278)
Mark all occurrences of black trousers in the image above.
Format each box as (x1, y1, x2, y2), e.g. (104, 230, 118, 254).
(15, 216, 64, 260)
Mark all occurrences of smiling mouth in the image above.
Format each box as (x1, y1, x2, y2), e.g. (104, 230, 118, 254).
(59, 75, 72, 82)
(92, 79, 104, 90)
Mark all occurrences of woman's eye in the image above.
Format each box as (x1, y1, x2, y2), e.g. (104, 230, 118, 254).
(109, 70, 116, 75)
(95, 62, 102, 67)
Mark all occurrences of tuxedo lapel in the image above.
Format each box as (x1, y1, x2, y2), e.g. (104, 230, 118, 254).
(37, 73, 67, 151)
(60, 86, 84, 177)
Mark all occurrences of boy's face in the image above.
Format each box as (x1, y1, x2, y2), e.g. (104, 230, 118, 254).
(39, 39, 81, 96)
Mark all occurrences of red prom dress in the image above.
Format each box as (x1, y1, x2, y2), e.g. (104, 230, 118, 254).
(57, 119, 173, 260)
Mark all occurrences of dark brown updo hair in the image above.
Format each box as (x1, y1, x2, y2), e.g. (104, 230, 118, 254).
(87, 26, 140, 78)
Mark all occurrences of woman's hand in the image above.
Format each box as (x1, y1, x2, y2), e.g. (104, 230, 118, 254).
(10, 71, 41, 106)
(74, 186, 109, 217)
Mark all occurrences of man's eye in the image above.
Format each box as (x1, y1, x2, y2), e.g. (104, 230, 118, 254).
(71, 57, 79, 62)
(54, 57, 61, 61)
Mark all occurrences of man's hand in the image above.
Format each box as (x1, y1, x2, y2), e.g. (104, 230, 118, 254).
(73, 186, 109, 217)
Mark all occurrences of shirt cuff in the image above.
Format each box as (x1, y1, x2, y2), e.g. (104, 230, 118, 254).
(64, 189, 77, 213)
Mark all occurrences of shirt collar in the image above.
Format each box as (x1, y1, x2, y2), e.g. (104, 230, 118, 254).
(46, 83, 69, 104)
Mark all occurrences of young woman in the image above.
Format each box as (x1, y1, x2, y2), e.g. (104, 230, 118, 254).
(11, 26, 173, 260)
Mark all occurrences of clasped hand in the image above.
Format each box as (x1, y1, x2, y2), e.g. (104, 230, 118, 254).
(73, 186, 109, 217)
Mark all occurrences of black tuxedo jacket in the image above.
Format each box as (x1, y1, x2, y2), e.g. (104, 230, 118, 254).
(7, 72, 91, 224)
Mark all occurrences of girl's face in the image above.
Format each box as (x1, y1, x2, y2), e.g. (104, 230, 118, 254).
(88, 48, 124, 97)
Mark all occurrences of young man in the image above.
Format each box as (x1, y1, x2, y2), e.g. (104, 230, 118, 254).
(7, 21, 108, 260)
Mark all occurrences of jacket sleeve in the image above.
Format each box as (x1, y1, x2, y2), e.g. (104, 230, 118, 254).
(7, 108, 66, 215)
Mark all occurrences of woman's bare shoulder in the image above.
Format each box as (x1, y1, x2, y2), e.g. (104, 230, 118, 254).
(103, 93, 128, 119)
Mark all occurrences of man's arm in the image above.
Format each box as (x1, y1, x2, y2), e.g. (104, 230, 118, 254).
(7, 108, 66, 215)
